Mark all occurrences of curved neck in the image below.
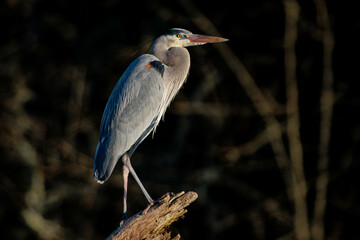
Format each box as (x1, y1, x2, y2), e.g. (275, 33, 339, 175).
(151, 36, 190, 67)
(162, 47, 190, 105)
(150, 36, 191, 120)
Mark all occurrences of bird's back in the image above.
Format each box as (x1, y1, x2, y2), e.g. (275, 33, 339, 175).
(94, 54, 165, 182)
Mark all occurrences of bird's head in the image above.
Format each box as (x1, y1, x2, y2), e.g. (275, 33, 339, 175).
(162, 28, 228, 48)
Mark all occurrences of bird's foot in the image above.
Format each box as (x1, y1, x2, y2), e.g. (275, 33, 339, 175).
(120, 213, 128, 226)
(142, 201, 154, 215)
(141, 192, 176, 215)
(157, 192, 174, 201)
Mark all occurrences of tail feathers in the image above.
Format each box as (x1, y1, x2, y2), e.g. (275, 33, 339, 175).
(93, 137, 117, 183)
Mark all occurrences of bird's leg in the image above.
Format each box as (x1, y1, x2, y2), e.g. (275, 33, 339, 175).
(122, 153, 154, 204)
(120, 163, 130, 225)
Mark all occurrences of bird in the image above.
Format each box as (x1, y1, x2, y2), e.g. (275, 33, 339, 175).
(93, 28, 228, 218)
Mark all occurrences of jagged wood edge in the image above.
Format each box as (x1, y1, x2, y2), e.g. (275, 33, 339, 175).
(107, 191, 198, 240)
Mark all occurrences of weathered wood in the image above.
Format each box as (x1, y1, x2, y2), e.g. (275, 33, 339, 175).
(106, 191, 198, 240)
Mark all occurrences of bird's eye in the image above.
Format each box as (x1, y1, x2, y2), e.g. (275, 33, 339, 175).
(177, 34, 182, 38)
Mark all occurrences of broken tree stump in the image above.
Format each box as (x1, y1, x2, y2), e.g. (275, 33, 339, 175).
(106, 191, 198, 240)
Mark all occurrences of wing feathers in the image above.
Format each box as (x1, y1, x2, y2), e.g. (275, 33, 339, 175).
(94, 54, 164, 182)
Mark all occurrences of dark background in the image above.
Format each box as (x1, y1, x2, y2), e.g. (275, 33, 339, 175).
(1, 0, 359, 239)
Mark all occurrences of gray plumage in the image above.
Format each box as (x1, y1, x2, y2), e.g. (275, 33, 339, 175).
(93, 28, 227, 217)
(94, 55, 165, 181)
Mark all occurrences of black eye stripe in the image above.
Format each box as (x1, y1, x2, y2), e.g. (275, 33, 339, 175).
(165, 29, 191, 38)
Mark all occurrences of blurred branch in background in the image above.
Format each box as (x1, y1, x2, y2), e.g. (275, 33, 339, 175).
(221, 128, 270, 164)
(312, 0, 335, 239)
(65, 66, 87, 143)
(284, 0, 310, 239)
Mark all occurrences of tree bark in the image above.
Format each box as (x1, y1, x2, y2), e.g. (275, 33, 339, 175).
(106, 191, 198, 240)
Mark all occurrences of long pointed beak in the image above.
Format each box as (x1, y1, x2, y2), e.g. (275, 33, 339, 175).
(188, 34, 228, 44)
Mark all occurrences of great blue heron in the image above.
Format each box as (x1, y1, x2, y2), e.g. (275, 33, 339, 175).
(94, 28, 227, 218)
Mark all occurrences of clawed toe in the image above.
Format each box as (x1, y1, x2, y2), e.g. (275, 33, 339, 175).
(158, 192, 173, 200)
(142, 201, 154, 215)
(120, 213, 128, 226)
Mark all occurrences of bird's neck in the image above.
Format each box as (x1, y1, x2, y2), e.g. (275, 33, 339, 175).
(151, 40, 191, 120)
(162, 47, 190, 106)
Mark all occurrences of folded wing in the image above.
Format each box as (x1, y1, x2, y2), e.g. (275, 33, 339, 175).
(94, 54, 165, 182)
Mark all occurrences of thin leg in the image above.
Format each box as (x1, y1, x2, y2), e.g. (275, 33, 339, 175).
(122, 163, 129, 220)
(122, 153, 154, 203)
